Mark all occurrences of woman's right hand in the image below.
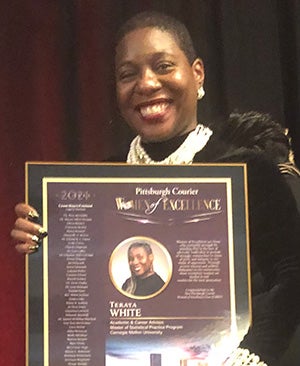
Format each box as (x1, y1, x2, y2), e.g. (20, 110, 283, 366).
(11, 203, 48, 254)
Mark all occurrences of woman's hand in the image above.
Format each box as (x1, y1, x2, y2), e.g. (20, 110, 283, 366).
(11, 203, 48, 254)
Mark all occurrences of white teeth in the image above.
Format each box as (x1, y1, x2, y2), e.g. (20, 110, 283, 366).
(140, 102, 168, 117)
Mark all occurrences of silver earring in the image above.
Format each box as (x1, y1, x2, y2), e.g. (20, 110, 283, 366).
(197, 86, 205, 100)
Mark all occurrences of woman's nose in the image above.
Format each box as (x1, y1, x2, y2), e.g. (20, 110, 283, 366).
(131, 257, 138, 265)
(135, 68, 161, 94)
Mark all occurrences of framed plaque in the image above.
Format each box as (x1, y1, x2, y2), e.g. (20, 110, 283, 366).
(26, 163, 251, 366)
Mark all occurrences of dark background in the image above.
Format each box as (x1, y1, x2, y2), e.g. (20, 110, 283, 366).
(1, 1, 300, 365)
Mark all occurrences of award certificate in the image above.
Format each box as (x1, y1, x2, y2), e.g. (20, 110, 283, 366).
(26, 163, 251, 366)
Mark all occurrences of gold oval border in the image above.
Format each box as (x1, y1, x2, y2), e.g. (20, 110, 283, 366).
(109, 235, 173, 300)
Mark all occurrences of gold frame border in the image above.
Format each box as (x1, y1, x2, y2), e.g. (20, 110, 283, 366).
(24, 161, 251, 366)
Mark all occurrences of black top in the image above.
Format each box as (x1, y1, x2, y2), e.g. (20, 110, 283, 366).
(284, 174, 300, 213)
(122, 272, 165, 297)
(111, 121, 300, 366)
(194, 132, 300, 365)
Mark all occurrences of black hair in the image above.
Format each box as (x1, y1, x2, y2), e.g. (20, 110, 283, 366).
(128, 242, 153, 257)
(115, 11, 197, 64)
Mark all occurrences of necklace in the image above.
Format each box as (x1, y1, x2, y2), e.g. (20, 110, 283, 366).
(127, 124, 213, 164)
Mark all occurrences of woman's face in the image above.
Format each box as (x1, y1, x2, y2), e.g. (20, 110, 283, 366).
(128, 246, 153, 278)
(115, 27, 204, 142)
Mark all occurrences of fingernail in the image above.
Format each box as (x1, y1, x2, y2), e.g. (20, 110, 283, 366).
(38, 227, 48, 239)
(28, 244, 39, 251)
(31, 235, 41, 244)
(28, 210, 39, 223)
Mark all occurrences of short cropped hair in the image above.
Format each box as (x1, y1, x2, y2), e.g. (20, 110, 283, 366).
(116, 11, 197, 64)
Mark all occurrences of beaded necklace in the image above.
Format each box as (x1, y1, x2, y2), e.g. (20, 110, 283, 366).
(126, 124, 213, 164)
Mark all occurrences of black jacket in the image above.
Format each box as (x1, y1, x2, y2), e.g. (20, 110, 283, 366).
(194, 131, 300, 365)
(111, 127, 300, 365)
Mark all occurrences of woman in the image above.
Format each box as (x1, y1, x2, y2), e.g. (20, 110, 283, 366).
(11, 11, 300, 366)
(122, 242, 165, 297)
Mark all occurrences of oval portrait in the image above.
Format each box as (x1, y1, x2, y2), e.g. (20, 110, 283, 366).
(109, 236, 172, 300)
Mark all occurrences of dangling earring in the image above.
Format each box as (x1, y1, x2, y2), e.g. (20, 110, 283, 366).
(197, 86, 205, 100)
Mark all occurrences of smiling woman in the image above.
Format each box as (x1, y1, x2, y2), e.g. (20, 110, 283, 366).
(11, 10, 300, 366)
(122, 242, 165, 297)
(115, 24, 204, 143)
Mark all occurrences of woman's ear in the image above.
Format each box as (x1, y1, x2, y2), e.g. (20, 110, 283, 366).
(192, 58, 205, 87)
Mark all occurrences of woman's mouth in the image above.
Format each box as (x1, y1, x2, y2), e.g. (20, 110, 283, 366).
(133, 266, 141, 272)
(137, 101, 171, 120)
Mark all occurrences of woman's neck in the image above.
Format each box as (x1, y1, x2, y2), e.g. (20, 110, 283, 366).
(141, 131, 191, 161)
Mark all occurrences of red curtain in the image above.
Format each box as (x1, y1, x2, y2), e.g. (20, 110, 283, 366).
(1, 3, 68, 365)
(0, 2, 147, 365)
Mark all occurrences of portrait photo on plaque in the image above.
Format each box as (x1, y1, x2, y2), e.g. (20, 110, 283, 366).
(109, 235, 172, 299)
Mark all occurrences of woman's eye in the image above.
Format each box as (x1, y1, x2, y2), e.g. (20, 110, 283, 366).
(157, 63, 174, 73)
(118, 70, 136, 81)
